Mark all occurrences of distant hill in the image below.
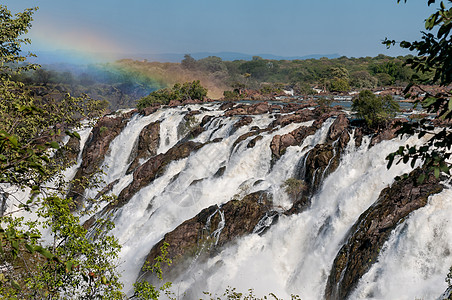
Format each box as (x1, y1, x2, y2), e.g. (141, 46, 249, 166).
(135, 52, 342, 62)
(28, 50, 341, 65)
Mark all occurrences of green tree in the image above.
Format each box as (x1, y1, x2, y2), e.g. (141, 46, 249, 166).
(181, 54, 197, 69)
(137, 80, 208, 109)
(328, 67, 350, 92)
(383, 1, 451, 293)
(0, 5, 170, 299)
(351, 90, 400, 128)
(384, 0, 452, 182)
(350, 70, 378, 89)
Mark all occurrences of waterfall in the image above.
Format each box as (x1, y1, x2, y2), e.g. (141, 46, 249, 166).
(350, 187, 452, 300)
(166, 133, 427, 299)
(56, 102, 450, 299)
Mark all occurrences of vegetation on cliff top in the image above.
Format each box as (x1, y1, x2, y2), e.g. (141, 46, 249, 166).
(136, 80, 208, 109)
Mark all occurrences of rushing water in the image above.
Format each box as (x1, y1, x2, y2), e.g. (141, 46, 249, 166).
(68, 103, 451, 299)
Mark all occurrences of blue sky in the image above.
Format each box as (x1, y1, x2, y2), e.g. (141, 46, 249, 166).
(4, 0, 436, 59)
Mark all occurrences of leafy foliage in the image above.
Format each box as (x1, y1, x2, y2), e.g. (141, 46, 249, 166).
(132, 243, 173, 300)
(0, 5, 171, 299)
(384, 0, 452, 184)
(203, 287, 301, 300)
(137, 80, 208, 109)
(281, 178, 306, 201)
(351, 90, 400, 128)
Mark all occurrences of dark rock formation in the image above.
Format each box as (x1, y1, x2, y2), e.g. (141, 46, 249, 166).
(354, 127, 364, 148)
(232, 127, 269, 151)
(327, 114, 349, 143)
(247, 101, 269, 115)
(270, 126, 317, 159)
(271, 109, 315, 127)
(325, 168, 444, 300)
(304, 144, 337, 193)
(200, 115, 214, 127)
(247, 135, 263, 148)
(280, 103, 312, 113)
(233, 116, 253, 131)
(112, 141, 204, 209)
(141, 105, 159, 116)
(68, 112, 134, 207)
(288, 114, 350, 213)
(219, 102, 234, 110)
(168, 100, 182, 107)
(369, 119, 406, 147)
(303, 114, 350, 192)
(181, 98, 202, 105)
(224, 105, 248, 117)
(270, 112, 347, 163)
(127, 121, 160, 174)
(140, 191, 275, 281)
(232, 132, 260, 150)
(223, 102, 270, 117)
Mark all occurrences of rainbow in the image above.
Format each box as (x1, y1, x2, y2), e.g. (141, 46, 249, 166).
(25, 22, 225, 99)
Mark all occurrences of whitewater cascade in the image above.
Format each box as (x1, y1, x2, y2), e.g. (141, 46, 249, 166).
(19, 102, 451, 299)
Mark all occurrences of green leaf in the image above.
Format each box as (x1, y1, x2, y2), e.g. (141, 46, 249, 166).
(49, 141, 59, 149)
(434, 167, 440, 178)
(35, 246, 54, 259)
(12, 240, 19, 250)
(25, 243, 34, 253)
(11, 280, 21, 290)
(8, 135, 18, 147)
(422, 97, 437, 108)
(440, 162, 450, 173)
(66, 261, 73, 272)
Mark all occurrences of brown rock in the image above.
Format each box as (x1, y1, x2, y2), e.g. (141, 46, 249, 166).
(112, 141, 204, 209)
(168, 100, 182, 107)
(327, 114, 349, 142)
(219, 102, 234, 110)
(182, 99, 202, 105)
(247, 102, 269, 115)
(271, 110, 315, 127)
(127, 121, 160, 174)
(304, 144, 336, 193)
(200, 115, 214, 127)
(233, 116, 253, 131)
(370, 119, 406, 147)
(68, 112, 133, 207)
(270, 135, 282, 158)
(247, 135, 263, 148)
(142, 106, 159, 116)
(140, 191, 275, 281)
(224, 107, 247, 117)
(280, 134, 297, 148)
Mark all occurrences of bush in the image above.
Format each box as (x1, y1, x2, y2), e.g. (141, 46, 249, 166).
(281, 178, 306, 201)
(351, 90, 400, 128)
(137, 88, 173, 108)
(137, 80, 207, 109)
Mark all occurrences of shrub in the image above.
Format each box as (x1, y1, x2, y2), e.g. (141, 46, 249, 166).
(137, 80, 208, 109)
(281, 178, 306, 201)
(351, 90, 400, 128)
